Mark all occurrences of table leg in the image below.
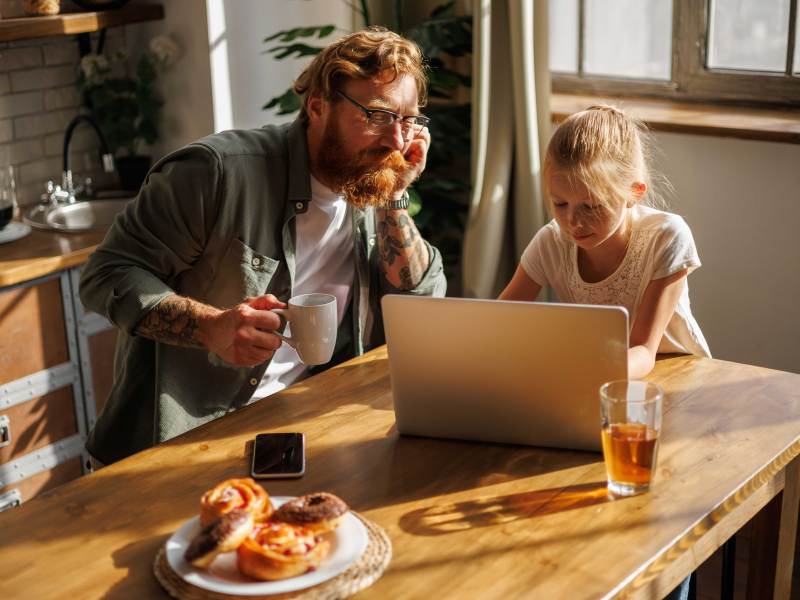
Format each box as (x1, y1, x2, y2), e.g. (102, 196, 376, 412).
(721, 535, 736, 600)
(774, 455, 800, 600)
(747, 493, 782, 599)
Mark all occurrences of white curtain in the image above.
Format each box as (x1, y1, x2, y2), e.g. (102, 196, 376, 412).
(462, 0, 550, 298)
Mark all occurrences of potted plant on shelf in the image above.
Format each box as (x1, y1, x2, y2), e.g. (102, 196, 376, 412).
(78, 35, 179, 192)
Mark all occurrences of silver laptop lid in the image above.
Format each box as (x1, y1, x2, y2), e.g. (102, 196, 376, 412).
(381, 296, 628, 451)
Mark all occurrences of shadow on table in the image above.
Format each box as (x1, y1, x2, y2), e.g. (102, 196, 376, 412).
(100, 533, 171, 600)
(398, 481, 610, 536)
(295, 426, 605, 512)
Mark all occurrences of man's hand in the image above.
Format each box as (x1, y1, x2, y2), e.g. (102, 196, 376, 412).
(394, 126, 430, 196)
(201, 294, 287, 367)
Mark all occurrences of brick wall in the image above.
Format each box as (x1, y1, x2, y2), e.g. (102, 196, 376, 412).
(0, 1, 124, 208)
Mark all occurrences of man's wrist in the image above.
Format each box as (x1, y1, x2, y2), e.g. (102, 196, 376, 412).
(386, 190, 410, 211)
(194, 304, 225, 349)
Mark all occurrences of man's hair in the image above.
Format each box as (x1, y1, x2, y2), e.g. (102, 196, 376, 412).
(293, 26, 427, 120)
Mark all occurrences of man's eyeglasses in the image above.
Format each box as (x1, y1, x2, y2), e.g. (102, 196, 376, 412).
(336, 90, 430, 140)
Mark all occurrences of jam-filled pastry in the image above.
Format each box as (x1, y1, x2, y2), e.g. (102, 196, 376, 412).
(200, 478, 271, 527)
(271, 492, 349, 535)
(236, 521, 330, 581)
(184, 509, 254, 569)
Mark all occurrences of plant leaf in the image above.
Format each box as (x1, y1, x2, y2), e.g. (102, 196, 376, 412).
(267, 43, 325, 59)
(262, 88, 301, 115)
(263, 25, 337, 43)
(431, 1, 456, 18)
(407, 187, 422, 217)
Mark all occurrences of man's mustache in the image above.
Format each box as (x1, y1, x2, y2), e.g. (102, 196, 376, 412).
(357, 149, 408, 171)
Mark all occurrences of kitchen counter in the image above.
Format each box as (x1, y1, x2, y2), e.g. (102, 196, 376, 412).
(0, 224, 116, 505)
(0, 227, 106, 287)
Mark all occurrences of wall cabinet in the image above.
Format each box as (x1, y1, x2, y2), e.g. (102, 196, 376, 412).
(0, 267, 115, 511)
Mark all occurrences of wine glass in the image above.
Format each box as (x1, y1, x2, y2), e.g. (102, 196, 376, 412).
(0, 165, 18, 231)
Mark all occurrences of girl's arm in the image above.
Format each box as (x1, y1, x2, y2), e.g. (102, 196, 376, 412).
(628, 269, 689, 378)
(498, 264, 543, 301)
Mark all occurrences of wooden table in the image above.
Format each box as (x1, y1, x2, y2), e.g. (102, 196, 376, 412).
(1, 348, 799, 599)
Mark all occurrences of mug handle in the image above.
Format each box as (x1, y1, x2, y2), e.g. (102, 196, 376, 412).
(271, 308, 297, 348)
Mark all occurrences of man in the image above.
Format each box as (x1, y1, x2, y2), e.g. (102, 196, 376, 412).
(80, 27, 446, 465)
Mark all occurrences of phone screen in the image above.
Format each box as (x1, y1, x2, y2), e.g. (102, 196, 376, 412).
(251, 433, 305, 479)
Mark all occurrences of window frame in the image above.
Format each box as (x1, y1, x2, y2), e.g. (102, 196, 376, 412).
(551, 0, 800, 107)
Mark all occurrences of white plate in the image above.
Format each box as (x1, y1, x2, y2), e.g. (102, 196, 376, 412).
(0, 222, 31, 244)
(165, 496, 368, 596)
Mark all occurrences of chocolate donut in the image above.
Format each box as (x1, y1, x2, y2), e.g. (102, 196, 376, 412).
(184, 509, 254, 568)
(272, 493, 349, 534)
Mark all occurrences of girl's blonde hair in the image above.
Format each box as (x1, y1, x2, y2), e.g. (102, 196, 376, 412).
(543, 104, 666, 212)
(293, 26, 427, 121)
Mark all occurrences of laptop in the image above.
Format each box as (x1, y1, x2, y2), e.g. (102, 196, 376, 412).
(381, 295, 628, 451)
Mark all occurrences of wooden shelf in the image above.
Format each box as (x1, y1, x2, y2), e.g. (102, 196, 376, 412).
(0, 4, 164, 42)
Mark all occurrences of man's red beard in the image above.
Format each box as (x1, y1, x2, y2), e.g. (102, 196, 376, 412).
(314, 120, 409, 209)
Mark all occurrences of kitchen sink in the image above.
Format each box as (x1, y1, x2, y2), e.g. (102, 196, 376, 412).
(25, 192, 134, 233)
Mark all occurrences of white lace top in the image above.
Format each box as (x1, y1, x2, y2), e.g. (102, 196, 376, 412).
(520, 205, 711, 357)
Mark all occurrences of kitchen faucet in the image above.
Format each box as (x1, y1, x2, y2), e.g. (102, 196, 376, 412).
(42, 114, 115, 205)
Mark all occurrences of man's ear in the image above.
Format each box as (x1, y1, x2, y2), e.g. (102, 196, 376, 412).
(306, 94, 327, 124)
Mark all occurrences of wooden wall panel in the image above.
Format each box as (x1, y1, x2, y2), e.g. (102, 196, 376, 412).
(0, 387, 78, 465)
(0, 458, 82, 505)
(0, 278, 69, 383)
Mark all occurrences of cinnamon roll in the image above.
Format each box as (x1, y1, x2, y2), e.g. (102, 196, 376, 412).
(199, 478, 271, 527)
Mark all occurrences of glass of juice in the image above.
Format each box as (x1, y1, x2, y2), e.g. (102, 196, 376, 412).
(599, 380, 663, 497)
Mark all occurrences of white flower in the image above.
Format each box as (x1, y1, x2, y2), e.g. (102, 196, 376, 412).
(149, 35, 180, 67)
(80, 54, 109, 83)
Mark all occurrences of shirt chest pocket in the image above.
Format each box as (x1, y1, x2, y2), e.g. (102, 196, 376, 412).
(205, 239, 280, 308)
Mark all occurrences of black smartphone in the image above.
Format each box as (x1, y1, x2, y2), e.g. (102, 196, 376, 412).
(251, 433, 305, 479)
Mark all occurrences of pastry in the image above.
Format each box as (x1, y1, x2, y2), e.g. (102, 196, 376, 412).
(184, 509, 254, 569)
(236, 521, 330, 581)
(200, 478, 271, 526)
(271, 492, 349, 534)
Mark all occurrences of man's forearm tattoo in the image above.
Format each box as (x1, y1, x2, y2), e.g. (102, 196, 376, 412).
(135, 295, 205, 348)
(377, 210, 429, 290)
(399, 266, 414, 290)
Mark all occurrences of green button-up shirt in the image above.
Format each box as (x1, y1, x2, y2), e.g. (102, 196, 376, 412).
(79, 119, 446, 464)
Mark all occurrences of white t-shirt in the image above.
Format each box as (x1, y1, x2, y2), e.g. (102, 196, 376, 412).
(253, 176, 355, 400)
(520, 204, 711, 357)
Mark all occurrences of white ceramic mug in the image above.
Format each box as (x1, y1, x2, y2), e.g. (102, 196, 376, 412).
(272, 293, 337, 365)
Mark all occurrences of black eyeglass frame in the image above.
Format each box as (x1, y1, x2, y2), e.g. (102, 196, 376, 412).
(336, 90, 430, 137)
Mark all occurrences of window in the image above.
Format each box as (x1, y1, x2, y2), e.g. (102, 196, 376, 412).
(549, 0, 800, 106)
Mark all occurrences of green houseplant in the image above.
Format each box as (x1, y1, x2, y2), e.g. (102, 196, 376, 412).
(78, 35, 179, 191)
(263, 1, 472, 290)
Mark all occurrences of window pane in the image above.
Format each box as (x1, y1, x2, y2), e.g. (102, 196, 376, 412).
(549, 0, 579, 73)
(584, 0, 672, 80)
(707, 0, 789, 72)
(794, 11, 800, 74)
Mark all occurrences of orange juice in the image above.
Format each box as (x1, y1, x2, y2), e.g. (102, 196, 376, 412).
(601, 422, 659, 488)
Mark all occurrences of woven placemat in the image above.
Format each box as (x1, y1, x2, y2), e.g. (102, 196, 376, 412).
(154, 513, 391, 600)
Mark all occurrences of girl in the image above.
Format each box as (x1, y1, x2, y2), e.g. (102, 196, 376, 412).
(500, 105, 710, 378)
